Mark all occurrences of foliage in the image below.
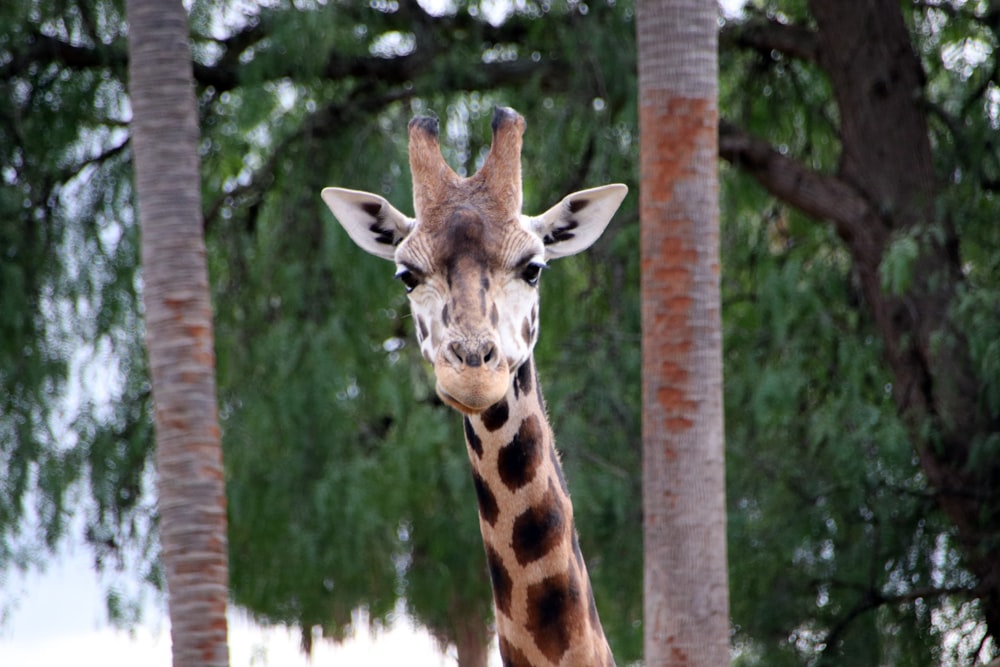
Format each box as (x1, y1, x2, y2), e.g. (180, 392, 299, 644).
(720, 175, 960, 666)
(719, 1, 1000, 663)
(0, 0, 138, 576)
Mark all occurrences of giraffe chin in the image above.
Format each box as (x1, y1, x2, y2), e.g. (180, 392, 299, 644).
(434, 363, 510, 415)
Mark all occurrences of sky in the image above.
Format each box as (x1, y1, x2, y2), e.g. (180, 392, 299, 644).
(0, 545, 480, 666)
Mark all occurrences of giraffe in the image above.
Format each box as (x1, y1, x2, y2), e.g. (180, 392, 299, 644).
(321, 107, 627, 667)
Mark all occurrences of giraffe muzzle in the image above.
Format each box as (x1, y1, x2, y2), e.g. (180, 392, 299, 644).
(434, 338, 509, 414)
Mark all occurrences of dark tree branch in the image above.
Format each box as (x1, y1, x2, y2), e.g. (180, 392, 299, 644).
(718, 120, 886, 261)
(6, 11, 568, 98)
(819, 584, 974, 663)
(190, 20, 269, 90)
(202, 84, 414, 232)
(1, 31, 127, 80)
(65, 138, 130, 182)
(720, 15, 820, 63)
(188, 3, 566, 93)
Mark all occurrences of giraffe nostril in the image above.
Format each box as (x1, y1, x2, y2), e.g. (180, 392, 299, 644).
(448, 340, 498, 369)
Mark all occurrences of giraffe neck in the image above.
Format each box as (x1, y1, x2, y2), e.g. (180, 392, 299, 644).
(462, 357, 615, 667)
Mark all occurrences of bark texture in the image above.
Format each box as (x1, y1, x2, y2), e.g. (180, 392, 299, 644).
(637, 1, 731, 665)
(125, 1, 230, 665)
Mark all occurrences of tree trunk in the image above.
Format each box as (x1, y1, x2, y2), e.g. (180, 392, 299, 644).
(125, 1, 230, 666)
(637, 1, 731, 666)
(453, 615, 491, 667)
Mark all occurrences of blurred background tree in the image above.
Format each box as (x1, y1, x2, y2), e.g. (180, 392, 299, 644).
(719, 2, 1000, 663)
(1, 0, 998, 665)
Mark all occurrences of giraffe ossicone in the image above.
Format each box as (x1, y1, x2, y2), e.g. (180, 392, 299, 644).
(323, 106, 625, 667)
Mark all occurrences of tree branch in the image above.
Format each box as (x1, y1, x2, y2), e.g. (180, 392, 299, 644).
(202, 84, 414, 232)
(65, 138, 130, 183)
(820, 584, 974, 661)
(6, 13, 568, 99)
(190, 20, 269, 91)
(6, 5, 566, 95)
(720, 15, 820, 63)
(1, 31, 127, 80)
(718, 120, 885, 260)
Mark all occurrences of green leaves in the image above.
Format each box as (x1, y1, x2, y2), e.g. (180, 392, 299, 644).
(880, 231, 921, 296)
(955, 285, 1000, 420)
(719, 173, 954, 664)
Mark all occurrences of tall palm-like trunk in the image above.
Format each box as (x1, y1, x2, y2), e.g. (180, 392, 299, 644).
(125, 1, 230, 665)
(637, 1, 730, 665)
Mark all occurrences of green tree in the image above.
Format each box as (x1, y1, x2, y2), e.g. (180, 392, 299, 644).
(637, 0, 730, 664)
(719, 0, 1000, 663)
(0, 0, 150, 596)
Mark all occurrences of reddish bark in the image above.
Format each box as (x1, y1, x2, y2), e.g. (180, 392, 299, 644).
(638, 2, 730, 665)
(126, 1, 230, 665)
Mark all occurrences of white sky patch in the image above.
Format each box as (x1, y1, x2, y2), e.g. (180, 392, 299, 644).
(719, 0, 746, 18)
(987, 83, 1000, 129)
(0, 545, 498, 666)
(370, 30, 417, 58)
(942, 37, 993, 79)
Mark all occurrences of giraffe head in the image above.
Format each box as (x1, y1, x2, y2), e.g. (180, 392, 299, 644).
(322, 107, 626, 414)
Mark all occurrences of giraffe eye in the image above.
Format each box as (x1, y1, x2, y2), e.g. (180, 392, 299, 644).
(395, 268, 421, 293)
(520, 262, 545, 287)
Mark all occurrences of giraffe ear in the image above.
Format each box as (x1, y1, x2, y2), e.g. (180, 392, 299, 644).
(527, 184, 628, 260)
(321, 187, 415, 261)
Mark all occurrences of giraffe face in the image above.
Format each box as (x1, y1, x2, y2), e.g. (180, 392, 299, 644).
(393, 208, 545, 413)
(321, 107, 628, 414)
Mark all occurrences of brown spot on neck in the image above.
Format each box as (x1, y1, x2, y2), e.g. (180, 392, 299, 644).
(511, 478, 566, 565)
(463, 416, 483, 457)
(497, 415, 544, 490)
(486, 545, 513, 617)
(513, 360, 533, 399)
(498, 636, 531, 667)
(481, 398, 510, 431)
(525, 569, 581, 663)
(472, 470, 499, 526)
